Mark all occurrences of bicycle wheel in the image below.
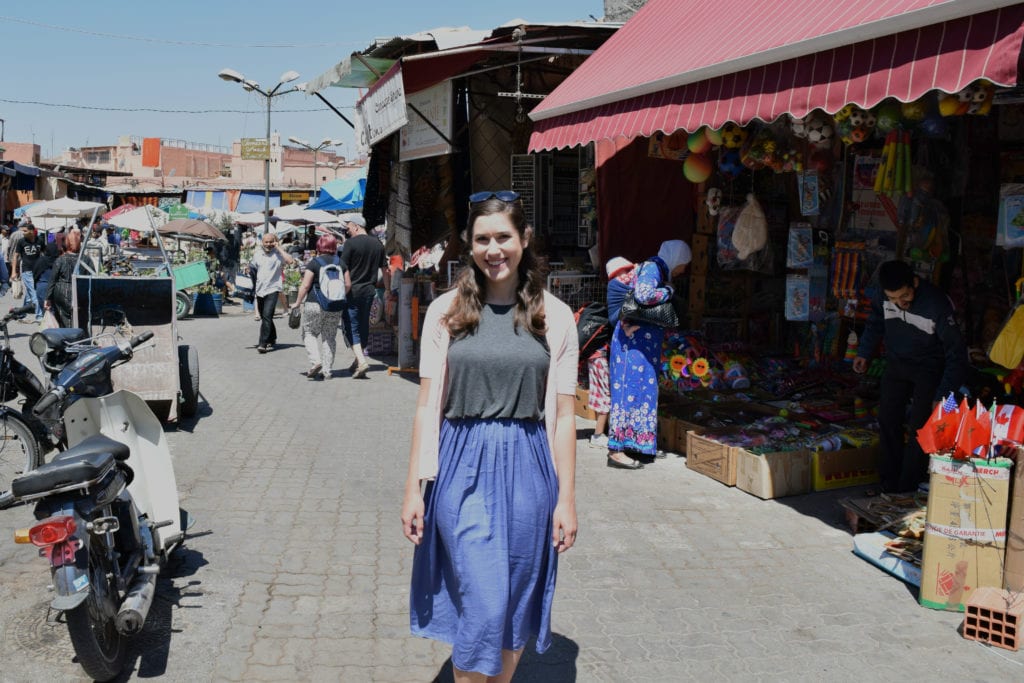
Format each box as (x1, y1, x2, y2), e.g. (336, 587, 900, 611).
(0, 412, 40, 495)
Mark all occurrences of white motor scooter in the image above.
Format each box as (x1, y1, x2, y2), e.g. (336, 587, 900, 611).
(9, 330, 186, 682)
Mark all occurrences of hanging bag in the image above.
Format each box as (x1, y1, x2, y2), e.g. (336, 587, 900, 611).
(288, 305, 302, 330)
(619, 290, 680, 328)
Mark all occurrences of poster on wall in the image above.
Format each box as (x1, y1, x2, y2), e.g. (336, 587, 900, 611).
(998, 185, 1024, 247)
(399, 81, 453, 161)
(852, 156, 898, 233)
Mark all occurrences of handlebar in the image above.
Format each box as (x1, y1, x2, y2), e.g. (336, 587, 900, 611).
(130, 331, 154, 348)
(4, 305, 35, 321)
(32, 388, 64, 416)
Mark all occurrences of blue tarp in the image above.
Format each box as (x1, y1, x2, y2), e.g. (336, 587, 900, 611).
(307, 177, 366, 211)
(235, 191, 281, 214)
(13, 201, 43, 218)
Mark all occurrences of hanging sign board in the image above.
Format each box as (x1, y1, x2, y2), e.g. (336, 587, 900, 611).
(852, 155, 898, 233)
(356, 64, 408, 147)
(167, 203, 190, 220)
(399, 81, 452, 161)
(241, 138, 270, 161)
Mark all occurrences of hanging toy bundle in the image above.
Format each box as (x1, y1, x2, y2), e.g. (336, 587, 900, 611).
(873, 129, 913, 196)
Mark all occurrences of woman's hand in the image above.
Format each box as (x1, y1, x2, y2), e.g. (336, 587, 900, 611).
(552, 500, 577, 553)
(622, 322, 640, 338)
(43, 300, 51, 310)
(401, 488, 425, 545)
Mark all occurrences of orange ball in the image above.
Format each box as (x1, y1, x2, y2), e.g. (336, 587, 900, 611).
(683, 154, 713, 183)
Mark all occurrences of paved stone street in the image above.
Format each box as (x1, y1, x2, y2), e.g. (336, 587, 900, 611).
(0, 303, 1022, 681)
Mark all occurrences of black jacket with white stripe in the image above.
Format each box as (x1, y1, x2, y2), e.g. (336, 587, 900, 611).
(857, 278, 968, 400)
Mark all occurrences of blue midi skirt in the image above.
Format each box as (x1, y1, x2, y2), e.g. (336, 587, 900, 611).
(410, 418, 559, 676)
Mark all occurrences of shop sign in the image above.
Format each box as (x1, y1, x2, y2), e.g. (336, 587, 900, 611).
(400, 81, 452, 161)
(280, 192, 309, 202)
(241, 138, 270, 160)
(167, 203, 190, 220)
(356, 66, 408, 147)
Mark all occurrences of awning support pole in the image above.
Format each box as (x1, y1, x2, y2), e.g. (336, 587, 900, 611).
(311, 92, 355, 129)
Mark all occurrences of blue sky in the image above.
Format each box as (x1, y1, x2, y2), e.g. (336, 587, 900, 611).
(1, 1, 602, 161)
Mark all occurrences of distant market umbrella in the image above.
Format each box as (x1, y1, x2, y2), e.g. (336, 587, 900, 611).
(157, 219, 226, 241)
(307, 177, 365, 211)
(12, 201, 44, 218)
(102, 204, 139, 221)
(105, 205, 169, 232)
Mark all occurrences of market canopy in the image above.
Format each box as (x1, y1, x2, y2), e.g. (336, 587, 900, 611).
(307, 177, 366, 211)
(157, 219, 225, 241)
(529, 0, 1024, 151)
(25, 197, 105, 218)
(105, 205, 169, 232)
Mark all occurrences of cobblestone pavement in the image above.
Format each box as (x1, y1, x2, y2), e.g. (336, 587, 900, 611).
(0, 302, 1022, 681)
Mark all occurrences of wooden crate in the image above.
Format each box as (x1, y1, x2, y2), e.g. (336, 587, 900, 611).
(574, 386, 596, 420)
(685, 431, 737, 486)
(734, 447, 812, 499)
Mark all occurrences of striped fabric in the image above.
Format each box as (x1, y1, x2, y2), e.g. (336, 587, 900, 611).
(529, 1, 1024, 151)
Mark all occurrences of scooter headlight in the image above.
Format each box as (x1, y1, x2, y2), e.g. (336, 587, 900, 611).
(29, 332, 50, 358)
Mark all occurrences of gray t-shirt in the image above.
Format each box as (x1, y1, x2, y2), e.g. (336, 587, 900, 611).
(444, 303, 549, 421)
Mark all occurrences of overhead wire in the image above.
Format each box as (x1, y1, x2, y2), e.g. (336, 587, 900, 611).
(0, 15, 358, 48)
(0, 97, 352, 114)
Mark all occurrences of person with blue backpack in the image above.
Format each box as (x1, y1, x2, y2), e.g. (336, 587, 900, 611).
(290, 234, 351, 380)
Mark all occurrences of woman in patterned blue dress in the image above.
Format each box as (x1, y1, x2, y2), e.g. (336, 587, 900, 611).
(607, 240, 691, 469)
(402, 192, 579, 682)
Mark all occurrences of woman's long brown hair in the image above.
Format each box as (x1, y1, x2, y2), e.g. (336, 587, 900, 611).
(444, 196, 547, 339)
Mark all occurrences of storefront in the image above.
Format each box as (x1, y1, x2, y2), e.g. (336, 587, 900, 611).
(527, 0, 1024, 620)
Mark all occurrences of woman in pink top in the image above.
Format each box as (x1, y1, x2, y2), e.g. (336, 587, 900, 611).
(401, 191, 579, 682)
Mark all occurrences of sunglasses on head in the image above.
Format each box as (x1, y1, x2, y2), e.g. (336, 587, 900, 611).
(469, 190, 520, 204)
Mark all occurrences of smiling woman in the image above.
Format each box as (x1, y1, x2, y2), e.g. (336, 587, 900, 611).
(401, 192, 580, 680)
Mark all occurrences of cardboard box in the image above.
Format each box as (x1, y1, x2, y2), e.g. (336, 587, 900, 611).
(920, 456, 1013, 611)
(574, 386, 596, 420)
(1004, 447, 1024, 591)
(811, 447, 880, 491)
(734, 447, 811, 499)
(685, 431, 737, 486)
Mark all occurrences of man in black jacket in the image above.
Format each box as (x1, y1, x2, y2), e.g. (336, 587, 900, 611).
(854, 260, 967, 493)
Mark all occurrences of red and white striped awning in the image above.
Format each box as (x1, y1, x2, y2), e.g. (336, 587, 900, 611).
(529, 0, 1024, 151)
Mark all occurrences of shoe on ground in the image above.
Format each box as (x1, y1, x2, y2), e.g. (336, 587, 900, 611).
(352, 362, 370, 379)
(607, 455, 643, 470)
(304, 364, 322, 378)
(655, 449, 667, 459)
(257, 345, 267, 354)
(589, 434, 609, 449)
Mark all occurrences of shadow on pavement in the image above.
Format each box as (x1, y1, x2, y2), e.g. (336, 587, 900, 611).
(118, 546, 208, 680)
(432, 633, 579, 682)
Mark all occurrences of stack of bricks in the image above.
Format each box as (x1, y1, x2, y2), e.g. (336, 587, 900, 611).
(962, 586, 1024, 651)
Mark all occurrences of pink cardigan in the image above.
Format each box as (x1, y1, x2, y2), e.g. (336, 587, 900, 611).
(416, 289, 579, 481)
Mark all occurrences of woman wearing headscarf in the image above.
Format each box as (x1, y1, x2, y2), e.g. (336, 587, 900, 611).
(606, 239, 691, 469)
(45, 228, 81, 328)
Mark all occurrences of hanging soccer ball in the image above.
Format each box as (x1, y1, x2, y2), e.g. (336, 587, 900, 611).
(788, 113, 809, 139)
(720, 122, 748, 149)
(805, 116, 834, 148)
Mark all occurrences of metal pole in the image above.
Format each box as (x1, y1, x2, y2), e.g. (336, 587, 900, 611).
(264, 93, 271, 235)
(312, 149, 318, 202)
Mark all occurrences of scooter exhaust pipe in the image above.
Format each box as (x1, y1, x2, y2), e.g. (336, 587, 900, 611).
(115, 571, 157, 635)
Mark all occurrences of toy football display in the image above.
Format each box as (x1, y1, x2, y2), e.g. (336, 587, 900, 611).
(720, 122, 749, 149)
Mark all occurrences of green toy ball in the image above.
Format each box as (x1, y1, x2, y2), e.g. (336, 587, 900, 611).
(875, 102, 901, 134)
(688, 128, 712, 154)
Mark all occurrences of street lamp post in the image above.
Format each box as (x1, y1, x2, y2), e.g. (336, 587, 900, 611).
(218, 67, 303, 234)
(288, 136, 341, 202)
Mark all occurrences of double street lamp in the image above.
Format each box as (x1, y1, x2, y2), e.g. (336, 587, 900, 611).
(288, 136, 342, 201)
(218, 67, 304, 234)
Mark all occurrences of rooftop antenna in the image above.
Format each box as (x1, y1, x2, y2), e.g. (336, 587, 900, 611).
(497, 27, 545, 123)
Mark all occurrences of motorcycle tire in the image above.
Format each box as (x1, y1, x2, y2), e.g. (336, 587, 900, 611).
(0, 411, 40, 501)
(65, 541, 126, 682)
(175, 291, 192, 319)
(178, 345, 200, 418)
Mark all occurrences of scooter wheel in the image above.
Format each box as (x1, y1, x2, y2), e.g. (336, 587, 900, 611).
(65, 542, 126, 681)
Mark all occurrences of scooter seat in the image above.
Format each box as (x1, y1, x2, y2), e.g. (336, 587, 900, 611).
(38, 328, 88, 348)
(11, 435, 127, 498)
